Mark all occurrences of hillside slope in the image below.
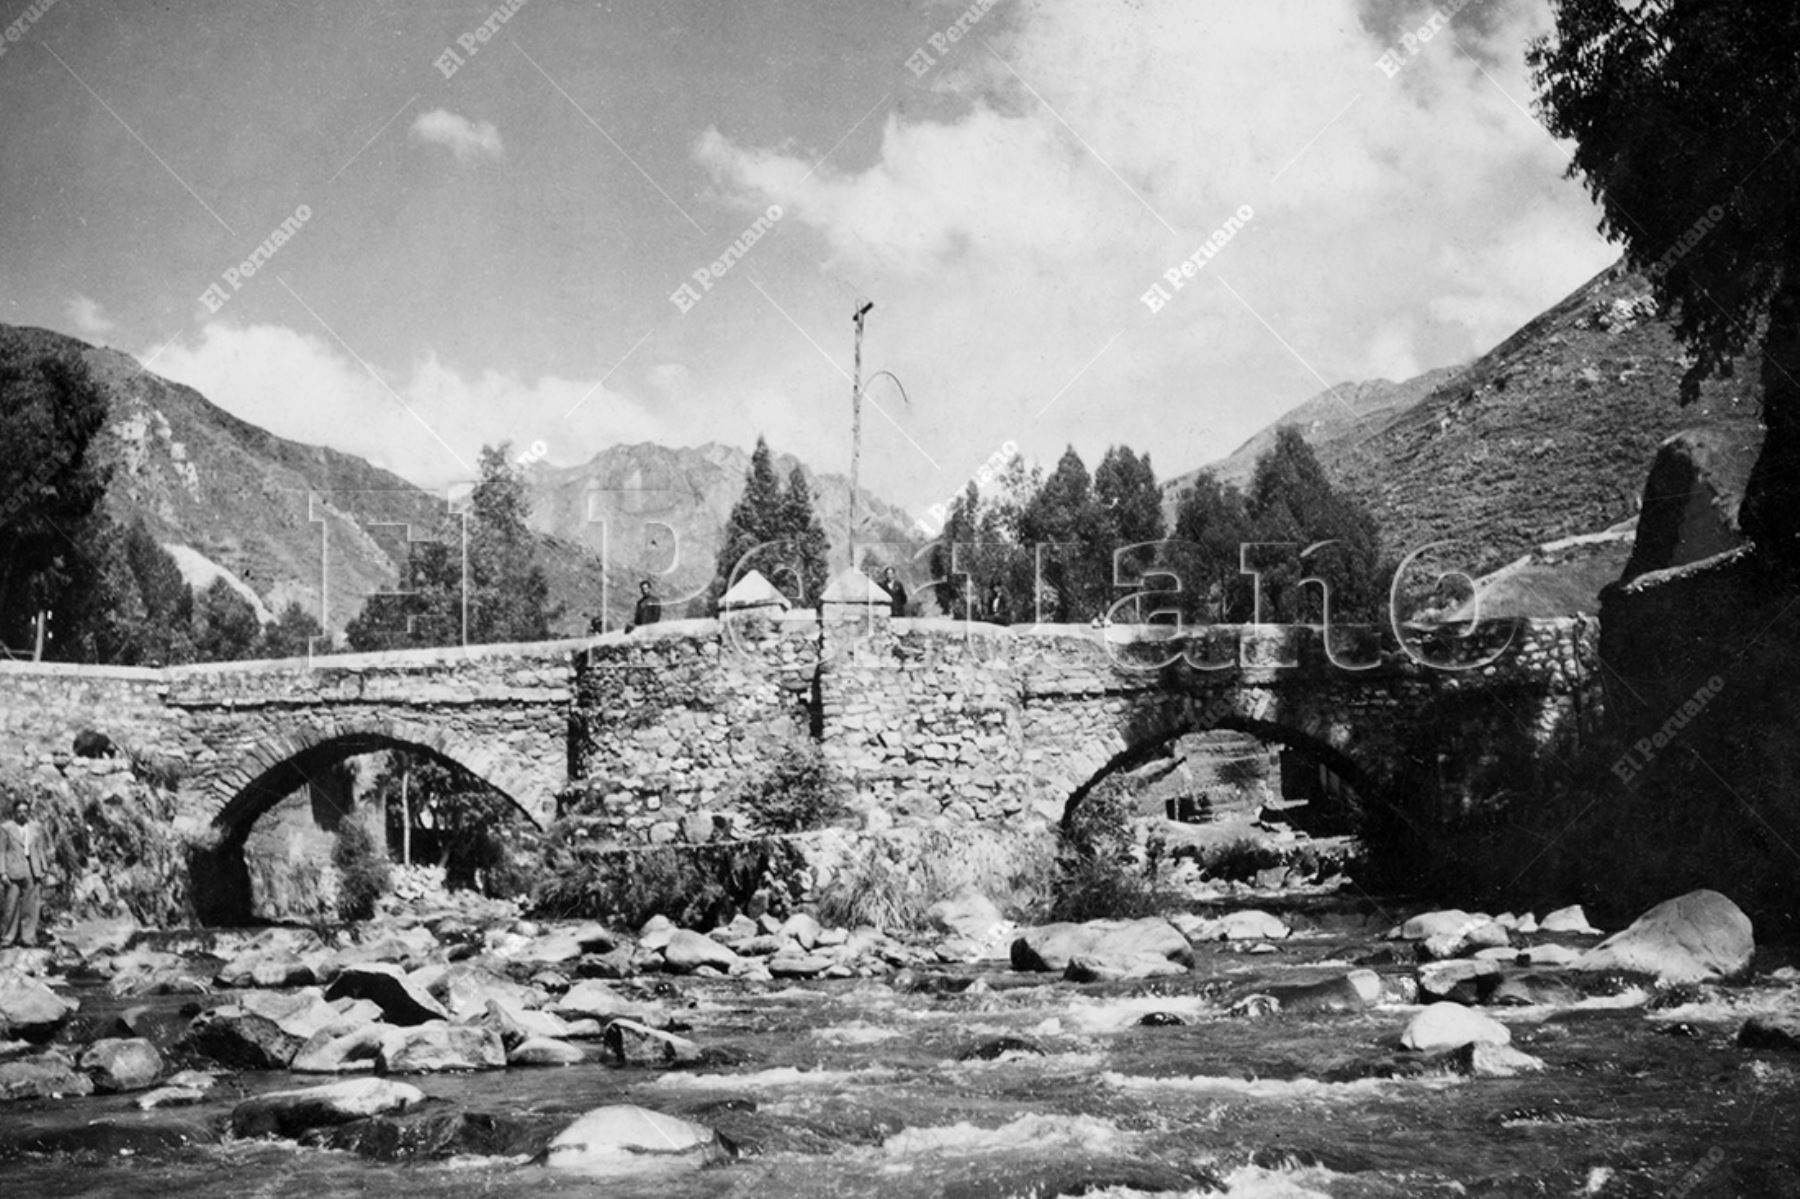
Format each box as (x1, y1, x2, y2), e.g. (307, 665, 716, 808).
(1165, 261, 1763, 591)
(1329, 262, 1760, 574)
(1168, 367, 1465, 499)
(524, 441, 922, 619)
(2, 324, 917, 636)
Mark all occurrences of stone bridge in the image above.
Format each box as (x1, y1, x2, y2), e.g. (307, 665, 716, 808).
(0, 607, 1598, 853)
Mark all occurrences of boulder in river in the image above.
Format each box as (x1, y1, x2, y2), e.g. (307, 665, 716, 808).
(1485, 972, 1581, 1008)
(105, 949, 212, 998)
(0, 1049, 93, 1101)
(1064, 953, 1187, 983)
(1010, 918, 1192, 973)
(662, 929, 741, 973)
(1263, 970, 1383, 1014)
(545, 1104, 730, 1175)
(1417, 959, 1501, 1004)
(767, 951, 836, 978)
(0, 975, 77, 1042)
(509, 1036, 585, 1066)
(433, 963, 547, 1021)
(928, 890, 1005, 941)
(1539, 905, 1600, 935)
(1433, 1041, 1548, 1078)
(79, 1037, 164, 1092)
(178, 1006, 309, 1070)
(314, 1107, 560, 1161)
(291, 1025, 390, 1074)
(550, 979, 634, 1022)
(1401, 1002, 1511, 1051)
(215, 947, 317, 989)
(777, 913, 823, 950)
(475, 997, 589, 1050)
(603, 1017, 702, 1067)
(58, 914, 139, 959)
(1738, 1012, 1800, 1052)
(1183, 909, 1291, 942)
(1573, 889, 1753, 984)
(377, 1023, 506, 1073)
(325, 962, 451, 1026)
(231, 1077, 425, 1139)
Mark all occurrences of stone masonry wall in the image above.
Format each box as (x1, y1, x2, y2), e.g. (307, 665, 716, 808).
(0, 612, 1597, 849)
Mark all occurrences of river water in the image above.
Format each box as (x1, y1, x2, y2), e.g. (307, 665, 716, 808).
(4, 906, 1798, 1198)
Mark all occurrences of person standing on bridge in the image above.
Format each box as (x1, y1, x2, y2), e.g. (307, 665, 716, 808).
(2, 795, 54, 948)
(984, 581, 1011, 626)
(628, 579, 661, 633)
(880, 566, 908, 618)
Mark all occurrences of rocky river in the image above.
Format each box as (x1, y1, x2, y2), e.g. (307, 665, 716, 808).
(2, 889, 1798, 1198)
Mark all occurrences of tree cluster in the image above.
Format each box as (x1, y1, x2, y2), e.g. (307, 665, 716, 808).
(702, 435, 831, 612)
(924, 431, 1382, 626)
(1531, 0, 1800, 560)
(0, 343, 322, 664)
(344, 444, 559, 650)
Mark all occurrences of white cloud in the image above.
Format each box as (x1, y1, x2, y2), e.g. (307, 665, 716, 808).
(688, 0, 1619, 504)
(149, 321, 671, 489)
(66, 294, 117, 339)
(410, 108, 504, 164)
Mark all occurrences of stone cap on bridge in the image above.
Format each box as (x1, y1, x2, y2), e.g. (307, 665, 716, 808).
(720, 570, 794, 613)
(820, 567, 891, 609)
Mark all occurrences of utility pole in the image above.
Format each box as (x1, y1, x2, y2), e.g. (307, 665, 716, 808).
(849, 299, 874, 571)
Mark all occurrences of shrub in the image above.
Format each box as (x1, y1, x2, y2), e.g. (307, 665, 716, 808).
(1050, 777, 1176, 922)
(813, 825, 1058, 933)
(531, 835, 807, 930)
(127, 749, 187, 791)
(733, 740, 849, 834)
(0, 764, 196, 926)
(331, 819, 390, 922)
(1189, 835, 1285, 882)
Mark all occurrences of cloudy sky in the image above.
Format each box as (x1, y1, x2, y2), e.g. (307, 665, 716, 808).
(1, 0, 1619, 516)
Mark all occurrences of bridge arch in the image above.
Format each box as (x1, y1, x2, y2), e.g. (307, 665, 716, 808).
(202, 716, 546, 840)
(1057, 691, 1379, 829)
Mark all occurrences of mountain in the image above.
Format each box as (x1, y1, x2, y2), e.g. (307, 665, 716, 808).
(1169, 367, 1465, 498)
(1166, 261, 1764, 599)
(2, 323, 474, 635)
(1, 324, 916, 638)
(522, 441, 924, 620)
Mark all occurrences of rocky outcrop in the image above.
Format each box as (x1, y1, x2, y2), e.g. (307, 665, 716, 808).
(1574, 890, 1753, 984)
(1010, 919, 1192, 973)
(544, 1105, 729, 1174)
(0, 975, 78, 1043)
(231, 1078, 424, 1139)
(1620, 429, 1754, 584)
(1401, 1003, 1511, 1051)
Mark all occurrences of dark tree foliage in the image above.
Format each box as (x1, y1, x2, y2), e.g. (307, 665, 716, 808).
(927, 483, 979, 618)
(707, 435, 833, 608)
(1094, 445, 1166, 616)
(368, 751, 518, 893)
(260, 601, 325, 658)
(1530, 0, 1800, 558)
(1243, 428, 1383, 622)
(0, 348, 113, 652)
(467, 443, 558, 642)
(1169, 471, 1256, 621)
(345, 445, 557, 649)
(192, 577, 262, 662)
(122, 519, 195, 663)
(1019, 446, 1110, 622)
(777, 466, 831, 606)
(345, 538, 461, 651)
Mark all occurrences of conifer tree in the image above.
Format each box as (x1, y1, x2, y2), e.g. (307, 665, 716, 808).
(708, 436, 834, 608)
